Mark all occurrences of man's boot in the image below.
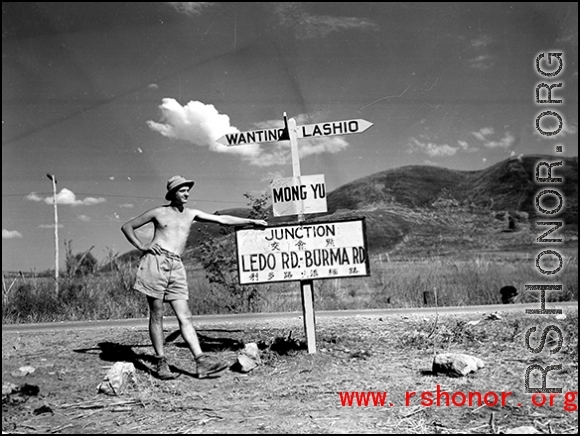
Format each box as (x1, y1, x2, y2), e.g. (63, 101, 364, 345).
(156, 356, 180, 380)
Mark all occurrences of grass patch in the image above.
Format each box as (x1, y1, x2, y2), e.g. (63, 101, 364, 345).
(3, 250, 577, 324)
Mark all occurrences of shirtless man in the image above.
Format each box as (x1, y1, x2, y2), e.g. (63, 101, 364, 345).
(121, 175, 267, 379)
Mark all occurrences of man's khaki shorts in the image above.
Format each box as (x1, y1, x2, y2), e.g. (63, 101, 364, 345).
(133, 249, 188, 301)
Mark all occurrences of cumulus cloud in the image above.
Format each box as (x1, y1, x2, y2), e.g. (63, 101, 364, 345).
(468, 55, 494, 69)
(26, 189, 106, 206)
(561, 123, 578, 137)
(465, 34, 495, 70)
(167, 2, 216, 16)
(483, 133, 516, 149)
(556, 33, 575, 43)
(2, 229, 22, 239)
(26, 192, 43, 202)
(106, 212, 121, 222)
(243, 115, 349, 167)
(471, 127, 515, 149)
(168, 2, 377, 40)
(270, 3, 378, 39)
(147, 98, 350, 167)
(147, 98, 250, 154)
(510, 151, 524, 162)
(536, 117, 577, 139)
(472, 127, 495, 141)
(471, 36, 492, 48)
(556, 30, 578, 48)
(408, 137, 458, 157)
(39, 224, 64, 229)
(457, 140, 478, 153)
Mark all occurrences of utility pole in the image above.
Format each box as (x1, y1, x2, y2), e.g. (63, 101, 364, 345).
(46, 174, 59, 296)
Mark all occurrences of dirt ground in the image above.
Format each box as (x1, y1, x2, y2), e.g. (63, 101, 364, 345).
(2, 307, 578, 434)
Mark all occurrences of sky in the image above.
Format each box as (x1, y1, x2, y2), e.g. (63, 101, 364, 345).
(2, 2, 578, 272)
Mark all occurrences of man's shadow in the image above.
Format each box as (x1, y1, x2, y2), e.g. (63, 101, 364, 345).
(74, 329, 244, 379)
(165, 329, 245, 352)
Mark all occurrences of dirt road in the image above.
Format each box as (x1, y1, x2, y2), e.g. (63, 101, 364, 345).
(3, 304, 578, 434)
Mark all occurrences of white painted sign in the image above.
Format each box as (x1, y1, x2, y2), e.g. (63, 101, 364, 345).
(271, 174, 327, 217)
(296, 119, 373, 139)
(235, 218, 369, 284)
(216, 119, 373, 146)
(216, 128, 288, 146)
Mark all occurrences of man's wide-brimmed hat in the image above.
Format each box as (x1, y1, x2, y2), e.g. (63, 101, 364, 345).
(165, 175, 195, 201)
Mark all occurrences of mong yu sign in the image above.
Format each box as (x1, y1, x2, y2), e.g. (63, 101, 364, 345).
(235, 217, 369, 285)
(271, 174, 327, 217)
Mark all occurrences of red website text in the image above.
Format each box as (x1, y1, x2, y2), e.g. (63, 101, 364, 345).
(339, 385, 578, 412)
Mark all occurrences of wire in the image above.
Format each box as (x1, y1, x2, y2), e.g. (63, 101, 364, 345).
(1, 192, 249, 204)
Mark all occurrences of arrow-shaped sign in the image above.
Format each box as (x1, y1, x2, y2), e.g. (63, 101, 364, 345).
(217, 119, 373, 146)
(216, 127, 289, 146)
(295, 119, 373, 140)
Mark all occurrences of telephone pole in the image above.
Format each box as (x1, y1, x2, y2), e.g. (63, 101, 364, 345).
(46, 174, 59, 296)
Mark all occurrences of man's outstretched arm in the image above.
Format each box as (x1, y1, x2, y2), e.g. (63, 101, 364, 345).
(194, 210, 267, 228)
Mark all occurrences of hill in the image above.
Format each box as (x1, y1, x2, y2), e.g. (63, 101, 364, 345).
(325, 154, 577, 220)
(115, 154, 577, 264)
(302, 154, 578, 257)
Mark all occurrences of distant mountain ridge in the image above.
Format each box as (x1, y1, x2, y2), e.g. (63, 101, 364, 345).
(118, 154, 577, 264)
(325, 154, 577, 219)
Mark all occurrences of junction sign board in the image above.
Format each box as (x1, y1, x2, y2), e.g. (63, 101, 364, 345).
(235, 217, 369, 285)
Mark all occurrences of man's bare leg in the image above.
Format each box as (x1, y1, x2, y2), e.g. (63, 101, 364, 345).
(170, 299, 202, 358)
(170, 299, 229, 377)
(147, 296, 180, 379)
(147, 296, 166, 357)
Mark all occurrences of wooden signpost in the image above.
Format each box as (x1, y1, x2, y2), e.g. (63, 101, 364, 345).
(218, 113, 373, 353)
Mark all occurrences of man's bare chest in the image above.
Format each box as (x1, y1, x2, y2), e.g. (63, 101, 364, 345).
(156, 213, 192, 233)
